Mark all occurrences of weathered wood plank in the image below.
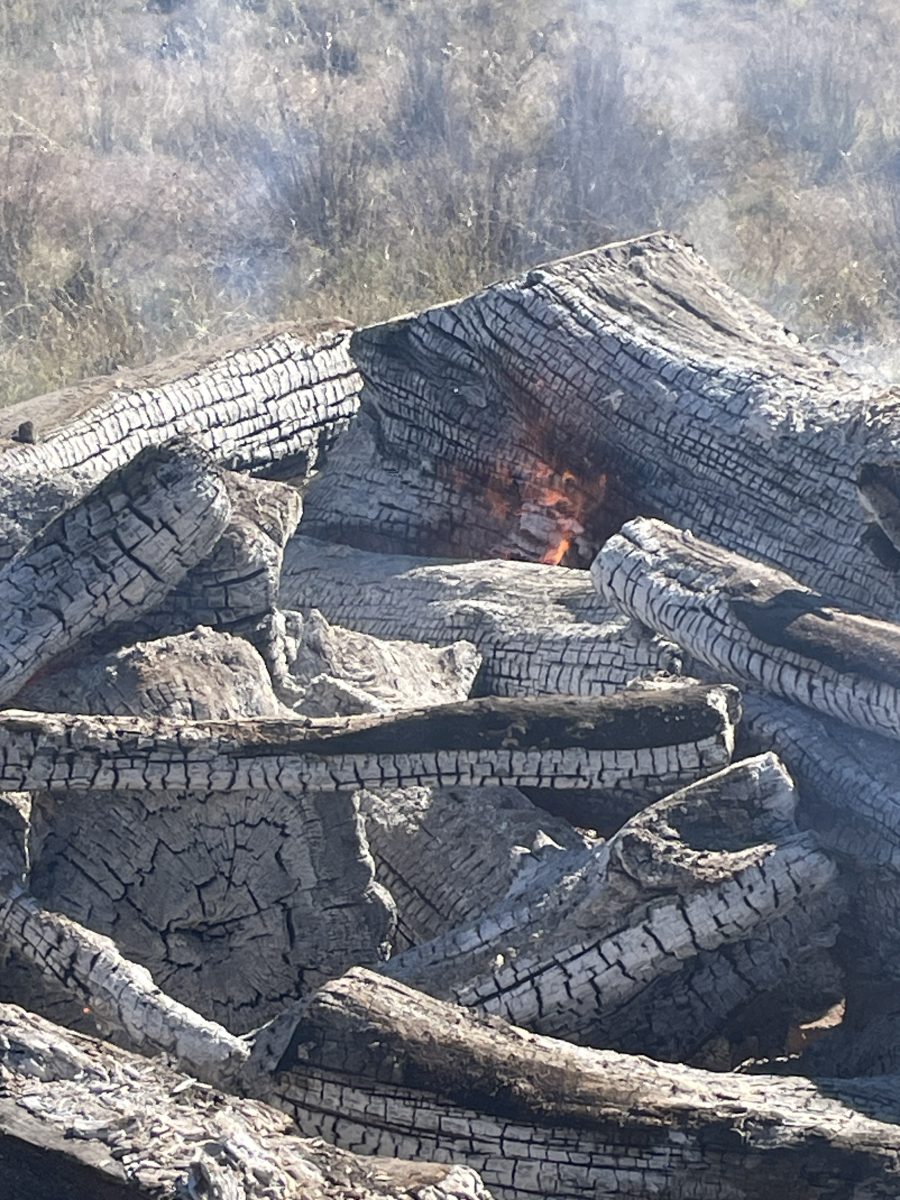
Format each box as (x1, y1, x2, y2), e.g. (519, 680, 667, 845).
(594, 516, 900, 741)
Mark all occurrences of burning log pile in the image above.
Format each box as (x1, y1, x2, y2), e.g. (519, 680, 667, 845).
(1, 233, 900, 1198)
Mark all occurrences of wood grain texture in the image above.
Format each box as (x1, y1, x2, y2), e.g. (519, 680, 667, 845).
(300, 233, 900, 617)
(279, 536, 681, 697)
(594, 516, 900, 740)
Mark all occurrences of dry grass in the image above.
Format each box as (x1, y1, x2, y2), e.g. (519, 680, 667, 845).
(2, 0, 900, 405)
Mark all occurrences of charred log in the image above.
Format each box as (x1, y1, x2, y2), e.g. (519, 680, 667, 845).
(382, 755, 838, 1051)
(0, 323, 359, 565)
(300, 233, 900, 618)
(250, 968, 900, 1200)
(0, 688, 739, 799)
(0, 1003, 491, 1200)
(594, 516, 900, 741)
(279, 536, 681, 697)
(0, 440, 231, 707)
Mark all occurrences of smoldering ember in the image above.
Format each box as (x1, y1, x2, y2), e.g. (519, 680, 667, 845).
(2, 232, 900, 1200)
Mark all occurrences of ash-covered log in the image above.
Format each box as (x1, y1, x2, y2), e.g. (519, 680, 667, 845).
(279, 536, 680, 696)
(382, 755, 838, 1051)
(0, 322, 360, 565)
(250, 968, 900, 1200)
(0, 1003, 491, 1200)
(299, 233, 900, 617)
(0, 440, 231, 707)
(594, 516, 900, 741)
(0, 687, 738, 799)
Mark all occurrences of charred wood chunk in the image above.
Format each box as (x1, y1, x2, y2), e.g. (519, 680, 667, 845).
(741, 690, 900, 982)
(0, 1003, 491, 1200)
(14, 628, 290, 719)
(301, 232, 900, 615)
(124, 472, 303, 643)
(0, 440, 231, 706)
(594, 516, 900, 741)
(382, 755, 838, 1051)
(252, 968, 900, 1200)
(279, 536, 681, 697)
(0, 688, 739, 797)
(0, 323, 360, 564)
(359, 784, 589, 952)
(261, 608, 481, 716)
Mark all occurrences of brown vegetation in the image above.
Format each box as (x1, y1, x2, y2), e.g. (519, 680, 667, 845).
(1, 0, 899, 405)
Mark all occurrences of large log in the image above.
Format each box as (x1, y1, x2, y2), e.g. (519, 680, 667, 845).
(0, 440, 231, 707)
(382, 755, 838, 1051)
(299, 233, 900, 618)
(0, 1003, 492, 1200)
(0, 322, 360, 564)
(249, 968, 900, 1200)
(279, 536, 681, 697)
(0, 688, 739, 799)
(593, 516, 900, 741)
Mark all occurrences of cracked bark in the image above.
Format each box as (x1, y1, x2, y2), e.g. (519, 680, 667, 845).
(0, 688, 738, 800)
(279, 535, 681, 697)
(300, 233, 900, 618)
(593, 516, 900, 742)
(247, 968, 900, 1200)
(0, 322, 359, 565)
(0, 440, 231, 707)
(0, 1003, 492, 1200)
(381, 755, 839, 1052)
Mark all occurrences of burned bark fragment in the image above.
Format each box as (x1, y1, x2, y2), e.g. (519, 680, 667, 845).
(382, 756, 837, 1049)
(594, 516, 900, 741)
(251, 968, 900, 1200)
(300, 233, 900, 617)
(0, 323, 360, 564)
(741, 691, 900, 982)
(0, 1004, 492, 1200)
(279, 536, 681, 696)
(0, 687, 738, 798)
(0, 440, 231, 707)
(359, 784, 589, 952)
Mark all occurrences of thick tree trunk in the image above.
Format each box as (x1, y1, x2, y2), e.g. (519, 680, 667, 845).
(0, 440, 231, 706)
(300, 233, 900, 618)
(0, 688, 739, 799)
(0, 323, 360, 564)
(0, 1003, 491, 1200)
(248, 968, 900, 1200)
(279, 536, 681, 697)
(593, 516, 900, 741)
(381, 756, 838, 1051)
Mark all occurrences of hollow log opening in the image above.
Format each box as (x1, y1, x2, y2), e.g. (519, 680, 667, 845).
(1, 233, 900, 1199)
